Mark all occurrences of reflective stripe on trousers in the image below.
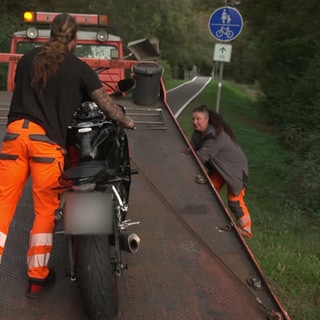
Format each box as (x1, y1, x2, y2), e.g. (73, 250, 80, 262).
(0, 119, 65, 280)
(0, 231, 6, 264)
(209, 170, 252, 235)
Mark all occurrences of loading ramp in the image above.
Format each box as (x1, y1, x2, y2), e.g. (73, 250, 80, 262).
(0, 80, 289, 319)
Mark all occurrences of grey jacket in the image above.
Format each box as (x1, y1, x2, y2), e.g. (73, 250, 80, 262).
(190, 125, 248, 195)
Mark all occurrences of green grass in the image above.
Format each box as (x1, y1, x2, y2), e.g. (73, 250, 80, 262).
(172, 79, 320, 320)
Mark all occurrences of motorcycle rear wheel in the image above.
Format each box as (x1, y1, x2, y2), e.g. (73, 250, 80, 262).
(76, 235, 119, 320)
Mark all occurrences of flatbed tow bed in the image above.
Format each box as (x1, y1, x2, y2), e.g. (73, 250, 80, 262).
(0, 76, 289, 320)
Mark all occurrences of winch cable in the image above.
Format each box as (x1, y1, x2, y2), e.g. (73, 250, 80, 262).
(130, 158, 284, 320)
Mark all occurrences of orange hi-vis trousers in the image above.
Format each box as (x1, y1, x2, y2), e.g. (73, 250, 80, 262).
(209, 170, 252, 237)
(0, 119, 64, 280)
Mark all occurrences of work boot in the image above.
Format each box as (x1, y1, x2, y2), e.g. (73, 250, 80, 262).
(239, 227, 253, 239)
(26, 269, 56, 299)
(238, 215, 252, 239)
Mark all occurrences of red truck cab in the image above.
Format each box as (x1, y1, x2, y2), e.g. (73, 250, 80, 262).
(6, 11, 125, 93)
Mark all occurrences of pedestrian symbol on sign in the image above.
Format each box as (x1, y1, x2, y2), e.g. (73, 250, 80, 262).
(221, 8, 231, 24)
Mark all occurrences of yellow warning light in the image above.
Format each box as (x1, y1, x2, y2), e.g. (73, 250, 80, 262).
(23, 11, 35, 23)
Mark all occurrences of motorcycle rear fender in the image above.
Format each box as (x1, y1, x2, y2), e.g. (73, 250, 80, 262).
(64, 191, 114, 235)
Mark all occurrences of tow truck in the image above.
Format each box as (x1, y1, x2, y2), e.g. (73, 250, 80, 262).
(0, 10, 159, 94)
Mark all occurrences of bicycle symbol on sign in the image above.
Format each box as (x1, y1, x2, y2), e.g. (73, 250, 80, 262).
(216, 26, 234, 39)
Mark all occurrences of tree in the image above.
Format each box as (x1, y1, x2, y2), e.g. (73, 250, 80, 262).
(240, 0, 320, 211)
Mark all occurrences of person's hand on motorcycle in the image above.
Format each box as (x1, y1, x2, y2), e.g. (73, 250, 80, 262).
(90, 88, 135, 128)
(123, 117, 135, 130)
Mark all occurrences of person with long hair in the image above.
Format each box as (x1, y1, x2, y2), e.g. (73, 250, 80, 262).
(190, 104, 252, 238)
(0, 13, 134, 298)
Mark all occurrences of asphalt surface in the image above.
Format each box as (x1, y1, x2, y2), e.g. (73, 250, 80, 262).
(166, 77, 211, 117)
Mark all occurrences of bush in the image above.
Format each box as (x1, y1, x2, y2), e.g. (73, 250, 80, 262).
(158, 59, 172, 83)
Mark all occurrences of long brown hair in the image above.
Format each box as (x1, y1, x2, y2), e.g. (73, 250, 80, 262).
(31, 13, 77, 91)
(192, 104, 236, 141)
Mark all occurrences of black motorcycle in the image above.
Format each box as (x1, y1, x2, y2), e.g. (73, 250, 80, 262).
(56, 86, 140, 320)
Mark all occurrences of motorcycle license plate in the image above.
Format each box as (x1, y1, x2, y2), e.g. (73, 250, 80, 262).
(64, 191, 113, 234)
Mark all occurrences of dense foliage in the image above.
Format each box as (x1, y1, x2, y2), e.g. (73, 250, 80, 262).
(0, 0, 319, 212)
(239, 1, 320, 212)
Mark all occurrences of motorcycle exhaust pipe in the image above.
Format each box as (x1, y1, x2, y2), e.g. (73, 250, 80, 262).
(120, 233, 141, 254)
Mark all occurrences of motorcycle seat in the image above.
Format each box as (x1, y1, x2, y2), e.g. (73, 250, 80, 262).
(61, 161, 117, 181)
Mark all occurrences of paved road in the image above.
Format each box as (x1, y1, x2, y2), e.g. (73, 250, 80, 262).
(166, 76, 211, 117)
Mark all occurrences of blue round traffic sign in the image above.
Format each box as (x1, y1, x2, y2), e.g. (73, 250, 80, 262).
(208, 6, 243, 42)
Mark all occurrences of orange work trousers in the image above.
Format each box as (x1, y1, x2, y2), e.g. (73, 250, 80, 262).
(209, 170, 252, 237)
(0, 119, 64, 280)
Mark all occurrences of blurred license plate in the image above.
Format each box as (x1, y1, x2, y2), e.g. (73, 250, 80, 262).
(64, 191, 113, 234)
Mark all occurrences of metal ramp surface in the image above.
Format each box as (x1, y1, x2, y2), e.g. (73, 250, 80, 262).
(0, 92, 12, 126)
(126, 106, 166, 130)
(0, 86, 289, 320)
(0, 106, 9, 126)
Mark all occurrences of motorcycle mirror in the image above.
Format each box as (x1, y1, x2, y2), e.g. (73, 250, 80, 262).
(118, 78, 135, 93)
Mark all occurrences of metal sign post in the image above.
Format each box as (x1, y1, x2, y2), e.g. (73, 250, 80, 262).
(215, 62, 224, 113)
(208, 6, 243, 113)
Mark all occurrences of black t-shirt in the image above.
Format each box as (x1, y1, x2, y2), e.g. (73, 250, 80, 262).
(8, 47, 102, 147)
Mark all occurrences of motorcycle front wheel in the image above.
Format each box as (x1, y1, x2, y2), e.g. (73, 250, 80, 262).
(76, 235, 119, 320)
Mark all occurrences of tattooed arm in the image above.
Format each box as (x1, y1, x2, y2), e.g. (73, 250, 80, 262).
(90, 87, 134, 128)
